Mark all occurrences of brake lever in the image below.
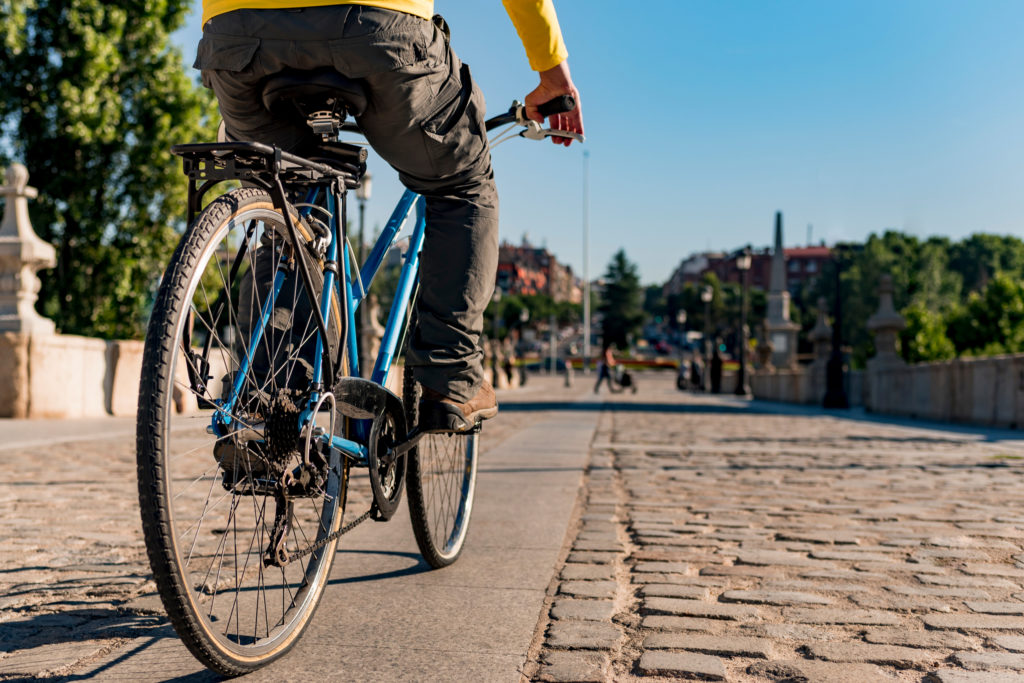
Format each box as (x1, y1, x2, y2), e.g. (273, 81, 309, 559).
(519, 120, 584, 143)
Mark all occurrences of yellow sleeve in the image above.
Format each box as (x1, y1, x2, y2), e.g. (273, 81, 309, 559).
(502, 0, 570, 72)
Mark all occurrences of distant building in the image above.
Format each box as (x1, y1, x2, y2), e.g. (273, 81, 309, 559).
(665, 244, 832, 296)
(782, 246, 832, 292)
(496, 237, 581, 303)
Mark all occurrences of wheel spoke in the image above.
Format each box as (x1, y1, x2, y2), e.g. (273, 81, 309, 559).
(137, 190, 347, 670)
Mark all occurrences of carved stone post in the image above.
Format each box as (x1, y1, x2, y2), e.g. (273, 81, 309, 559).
(756, 325, 775, 373)
(764, 211, 800, 369)
(865, 274, 906, 414)
(807, 297, 832, 403)
(358, 293, 385, 377)
(0, 164, 56, 335)
(867, 274, 906, 370)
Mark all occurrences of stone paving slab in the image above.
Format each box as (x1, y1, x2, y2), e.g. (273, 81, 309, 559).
(525, 374, 1024, 682)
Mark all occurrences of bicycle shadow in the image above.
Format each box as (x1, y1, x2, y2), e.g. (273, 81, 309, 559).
(328, 549, 431, 586)
(1, 608, 170, 654)
(500, 400, 776, 415)
(0, 607, 213, 681)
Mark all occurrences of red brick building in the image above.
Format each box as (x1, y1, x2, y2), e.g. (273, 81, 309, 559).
(665, 245, 833, 296)
(496, 238, 581, 303)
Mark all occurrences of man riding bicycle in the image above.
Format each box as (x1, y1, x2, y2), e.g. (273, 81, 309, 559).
(195, 0, 584, 432)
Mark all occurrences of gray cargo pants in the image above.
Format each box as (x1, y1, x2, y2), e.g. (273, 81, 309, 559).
(195, 5, 498, 402)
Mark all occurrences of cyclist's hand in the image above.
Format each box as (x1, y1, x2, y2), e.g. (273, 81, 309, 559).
(525, 61, 584, 147)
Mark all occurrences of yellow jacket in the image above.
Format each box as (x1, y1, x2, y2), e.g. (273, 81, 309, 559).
(202, 0, 568, 72)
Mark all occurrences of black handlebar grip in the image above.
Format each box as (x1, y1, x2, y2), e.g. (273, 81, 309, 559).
(536, 95, 576, 118)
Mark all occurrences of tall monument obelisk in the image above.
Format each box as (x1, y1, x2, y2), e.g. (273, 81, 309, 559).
(764, 211, 799, 369)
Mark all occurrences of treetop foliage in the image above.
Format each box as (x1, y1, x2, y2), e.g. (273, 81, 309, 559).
(803, 231, 1024, 367)
(599, 249, 644, 350)
(1, 0, 215, 338)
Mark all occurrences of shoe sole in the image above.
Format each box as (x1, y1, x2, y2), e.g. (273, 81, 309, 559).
(419, 402, 498, 434)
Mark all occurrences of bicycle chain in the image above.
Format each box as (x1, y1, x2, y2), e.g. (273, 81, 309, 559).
(288, 507, 373, 562)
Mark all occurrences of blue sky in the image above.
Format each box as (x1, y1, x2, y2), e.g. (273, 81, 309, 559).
(174, 0, 1024, 285)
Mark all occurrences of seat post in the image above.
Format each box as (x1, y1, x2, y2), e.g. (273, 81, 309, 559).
(307, 111, 343, 141)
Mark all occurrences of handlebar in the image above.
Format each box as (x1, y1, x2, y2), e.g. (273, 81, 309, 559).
(537, 95, 576, 119)
(340, 96, 581, 141)
(484, 96, 583, 143)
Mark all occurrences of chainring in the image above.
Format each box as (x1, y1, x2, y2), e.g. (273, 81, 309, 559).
(367, 404, 407, 521)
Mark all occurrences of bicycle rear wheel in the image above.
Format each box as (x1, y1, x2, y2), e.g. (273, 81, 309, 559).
(136, 187, 347, 675)
(403, 365, 479, 568)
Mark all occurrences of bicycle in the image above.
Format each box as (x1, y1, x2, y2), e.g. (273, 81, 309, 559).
(135, 67, 580, 677)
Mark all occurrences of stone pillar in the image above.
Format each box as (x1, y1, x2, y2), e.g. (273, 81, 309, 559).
(867, 274, 906, 370)
(756, 327, 775, 373)
(0, 164, 56, 335)
(807, 297, 832, 403)
(865, 274, 906, 414)
(764, 211, 800, 368)
(358, 293, 385, 376)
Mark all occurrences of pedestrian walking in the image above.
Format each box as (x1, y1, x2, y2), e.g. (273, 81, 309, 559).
(710, 344, 723, 394)
(593, 344, 617, 394)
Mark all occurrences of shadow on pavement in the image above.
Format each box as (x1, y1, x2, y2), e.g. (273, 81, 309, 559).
(501, 401, 776, 416)
(0, 608, 199, 681)
(58, 634, 217, 682)
(503, 395, 1024, 445)
(1, 609, 172, 654)
(478, 466, 583, 474)
(329, 549, 431, 585)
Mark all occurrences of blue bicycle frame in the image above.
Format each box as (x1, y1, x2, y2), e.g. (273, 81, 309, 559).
(210, 187, 427, 467)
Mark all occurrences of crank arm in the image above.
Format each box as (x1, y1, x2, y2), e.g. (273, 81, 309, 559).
(389, 429, 426, 458)
(388, 420, 483, 459)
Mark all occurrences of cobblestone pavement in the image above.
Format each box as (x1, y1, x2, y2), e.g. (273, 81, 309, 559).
(0, 389, 546, 681)
(7, 373, 1024, 682)
(529, 375, 1024, 682)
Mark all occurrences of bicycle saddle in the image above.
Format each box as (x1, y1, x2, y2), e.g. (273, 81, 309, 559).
(262, 68, 368, 121)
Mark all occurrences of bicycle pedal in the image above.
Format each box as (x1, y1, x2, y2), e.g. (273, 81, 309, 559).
(334, 376, 387, 419)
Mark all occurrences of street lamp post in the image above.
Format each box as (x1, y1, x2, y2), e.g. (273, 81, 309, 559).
(582, 150, 591, 372)
(355, 172, 372, 376)
(700, 285, 713, 391)
(734, 247, 752, 397)
(355, 172, 372, 265)
(823, 246, 850, 409)
(491, 287, 502, 340)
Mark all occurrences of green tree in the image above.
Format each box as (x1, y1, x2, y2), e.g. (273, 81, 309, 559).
(899, 302, 956, 363)
(643, 284, 667, 325)
(598, 249, 644, 350)
(810, 232, 961, 368)
(949, 233, 1024, 293)
(0, 1, 216, 338)
(947, 274, 1024, 356)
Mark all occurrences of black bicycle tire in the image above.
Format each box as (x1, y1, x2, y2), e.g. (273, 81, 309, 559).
(136, 187, 348, 676)
(403, 364, 479, 568)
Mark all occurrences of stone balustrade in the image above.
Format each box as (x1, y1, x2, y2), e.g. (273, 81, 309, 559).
(749, 273, 1024, 427)
(0, 164, 226, 418)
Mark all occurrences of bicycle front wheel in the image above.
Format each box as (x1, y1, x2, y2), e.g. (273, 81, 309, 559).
(403, 365, 479, 568)
(136, 187, 347, 675)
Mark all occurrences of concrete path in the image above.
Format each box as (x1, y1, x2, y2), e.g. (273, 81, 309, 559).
(0, 378, 598, 681)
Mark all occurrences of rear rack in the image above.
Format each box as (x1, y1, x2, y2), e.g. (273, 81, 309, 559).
(171, 141, 366, 226)
(171, 141, 351, 185)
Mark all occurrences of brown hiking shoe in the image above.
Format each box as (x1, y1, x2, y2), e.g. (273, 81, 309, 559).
(418, 381, 498, 433)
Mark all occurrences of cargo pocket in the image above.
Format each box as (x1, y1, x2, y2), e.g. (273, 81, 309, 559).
(194, 34, 261, 88)
(328, 18, 431, 78)
(420, 62, 487, 179)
